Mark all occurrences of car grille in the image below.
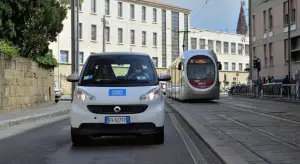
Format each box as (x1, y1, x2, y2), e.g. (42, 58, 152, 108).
(79, 123, 157, 134)
(87, 105, 148, 114)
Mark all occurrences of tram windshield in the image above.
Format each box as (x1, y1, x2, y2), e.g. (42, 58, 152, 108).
(186, 55, 215, 89)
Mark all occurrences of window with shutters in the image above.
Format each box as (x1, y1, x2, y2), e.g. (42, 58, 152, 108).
(199, 39, 205, 49)
(223, 42, 229, 54)
(191, 38, 197, 49)
(216, 41, 221, 53)
(231, 43, 236, 54)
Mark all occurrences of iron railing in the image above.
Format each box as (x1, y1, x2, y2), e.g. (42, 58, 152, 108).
(231, 83, 300, 101)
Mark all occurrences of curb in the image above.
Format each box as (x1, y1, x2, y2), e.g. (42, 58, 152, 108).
(165, 99, 249, 164)
(0, 109, 70, 129)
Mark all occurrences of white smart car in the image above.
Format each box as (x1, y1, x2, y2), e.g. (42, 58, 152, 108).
(66, 52, 171, 146)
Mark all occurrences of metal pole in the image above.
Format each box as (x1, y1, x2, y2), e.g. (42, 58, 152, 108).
(57, 35, 60, 90)
(102, 15, 106, 52)
(75, 0, 79, 75)
(71, 0, 79, 100)
(249, 0, 253, 81)
(288, 0, 292, 82)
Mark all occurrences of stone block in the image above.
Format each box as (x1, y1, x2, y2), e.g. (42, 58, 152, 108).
(16, 105, 21, 110)
(24, 64, 28, 72)
(0, 106, 4, 113)
(1, 97, 8, 106)
(16, 78, 23, 86)
(24, 78, 29, 86)
(4, 87, 10, 97)
(2, 79, 10, 86)
(19, 71, 24, 77)
(21, 104, 27, 109)
(8, 97, 17, 106)
(4, 69, 14, 78)
(16, 62, 22, 70)
(9, 86, 16, 96)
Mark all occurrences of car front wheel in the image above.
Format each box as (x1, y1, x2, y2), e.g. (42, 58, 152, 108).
(71, 129, 89, 146)
(152, 127, 164, 144)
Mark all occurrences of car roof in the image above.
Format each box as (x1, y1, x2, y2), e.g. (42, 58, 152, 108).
(90, 52, 150, 57)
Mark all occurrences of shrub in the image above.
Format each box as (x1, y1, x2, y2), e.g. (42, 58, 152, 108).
(0, 40, 19, 56)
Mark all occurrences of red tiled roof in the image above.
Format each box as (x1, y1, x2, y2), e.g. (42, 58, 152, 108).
(142, 0, 190, 11)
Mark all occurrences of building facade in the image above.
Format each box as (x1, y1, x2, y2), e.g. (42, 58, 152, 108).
(189, 28, 250, 88)
(250, 0, 300, 80)
(49, 0, 191, 94)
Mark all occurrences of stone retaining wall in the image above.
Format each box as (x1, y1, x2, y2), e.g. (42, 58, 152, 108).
(0, 53, 55, 113)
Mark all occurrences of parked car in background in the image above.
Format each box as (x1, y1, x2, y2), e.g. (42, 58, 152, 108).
(160, 81, 167, 94)
(55, 89, 61, 103)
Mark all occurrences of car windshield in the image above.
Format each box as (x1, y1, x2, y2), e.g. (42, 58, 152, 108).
(79, 54, 158, 87)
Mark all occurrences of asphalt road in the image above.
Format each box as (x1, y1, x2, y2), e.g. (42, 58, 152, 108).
(166, 95, 300, 164)
(0, 107, 223, 164)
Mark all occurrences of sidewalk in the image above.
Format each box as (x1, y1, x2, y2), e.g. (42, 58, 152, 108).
(0, 101, 71, 129)
(60, 95, 72, 101)
(165, 98, 255, 164)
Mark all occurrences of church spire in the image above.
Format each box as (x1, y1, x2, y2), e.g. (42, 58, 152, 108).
(236, 1, 248, 35)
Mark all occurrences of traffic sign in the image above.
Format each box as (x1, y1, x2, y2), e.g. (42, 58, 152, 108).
(233, 77, 236, 80)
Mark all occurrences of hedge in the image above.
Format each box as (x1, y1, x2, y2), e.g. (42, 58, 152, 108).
(0, 40, 58, 68)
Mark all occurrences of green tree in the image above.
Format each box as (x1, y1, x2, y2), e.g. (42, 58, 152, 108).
(0, 2, 15, 40)
(0, 0, 67, 67)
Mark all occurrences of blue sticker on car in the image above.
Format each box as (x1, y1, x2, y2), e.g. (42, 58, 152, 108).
(109, 89, 126, 96)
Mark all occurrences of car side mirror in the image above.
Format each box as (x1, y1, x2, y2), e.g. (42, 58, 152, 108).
(159, 73, 171, 81)
(218, 62, 222, 70)
(178, 62, 182, 70)
(66, 73, 79, 82)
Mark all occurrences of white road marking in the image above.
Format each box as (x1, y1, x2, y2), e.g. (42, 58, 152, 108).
(169, 112, 207, 164)
(221, 104, 300, 125)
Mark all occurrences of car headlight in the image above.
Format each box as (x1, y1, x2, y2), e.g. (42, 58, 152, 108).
(75, 88, 96, 101)
(139, 87, 161, 100)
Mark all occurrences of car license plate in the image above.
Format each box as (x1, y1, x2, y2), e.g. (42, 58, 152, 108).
(105, 116, 130, 124)
(109, 89, 126, 96)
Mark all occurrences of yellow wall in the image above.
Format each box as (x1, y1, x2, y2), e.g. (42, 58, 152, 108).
(219, 71, 249, 89)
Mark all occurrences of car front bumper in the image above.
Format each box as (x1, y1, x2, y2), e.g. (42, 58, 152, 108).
(70, 100, 165, 135)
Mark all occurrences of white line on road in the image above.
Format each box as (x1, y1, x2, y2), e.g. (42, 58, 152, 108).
(168, 112, 207, 164)
(221, 104, 300, 125)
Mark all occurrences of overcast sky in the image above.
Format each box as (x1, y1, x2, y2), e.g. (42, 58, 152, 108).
(159, 0, 249, 33)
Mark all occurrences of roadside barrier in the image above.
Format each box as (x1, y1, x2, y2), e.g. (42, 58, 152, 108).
(231, 83, 300, 101)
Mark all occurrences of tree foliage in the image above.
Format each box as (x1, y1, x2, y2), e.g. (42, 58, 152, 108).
(0, 0, 67, 68)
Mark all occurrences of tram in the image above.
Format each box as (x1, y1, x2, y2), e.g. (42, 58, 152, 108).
(166, 49, 222, 101)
